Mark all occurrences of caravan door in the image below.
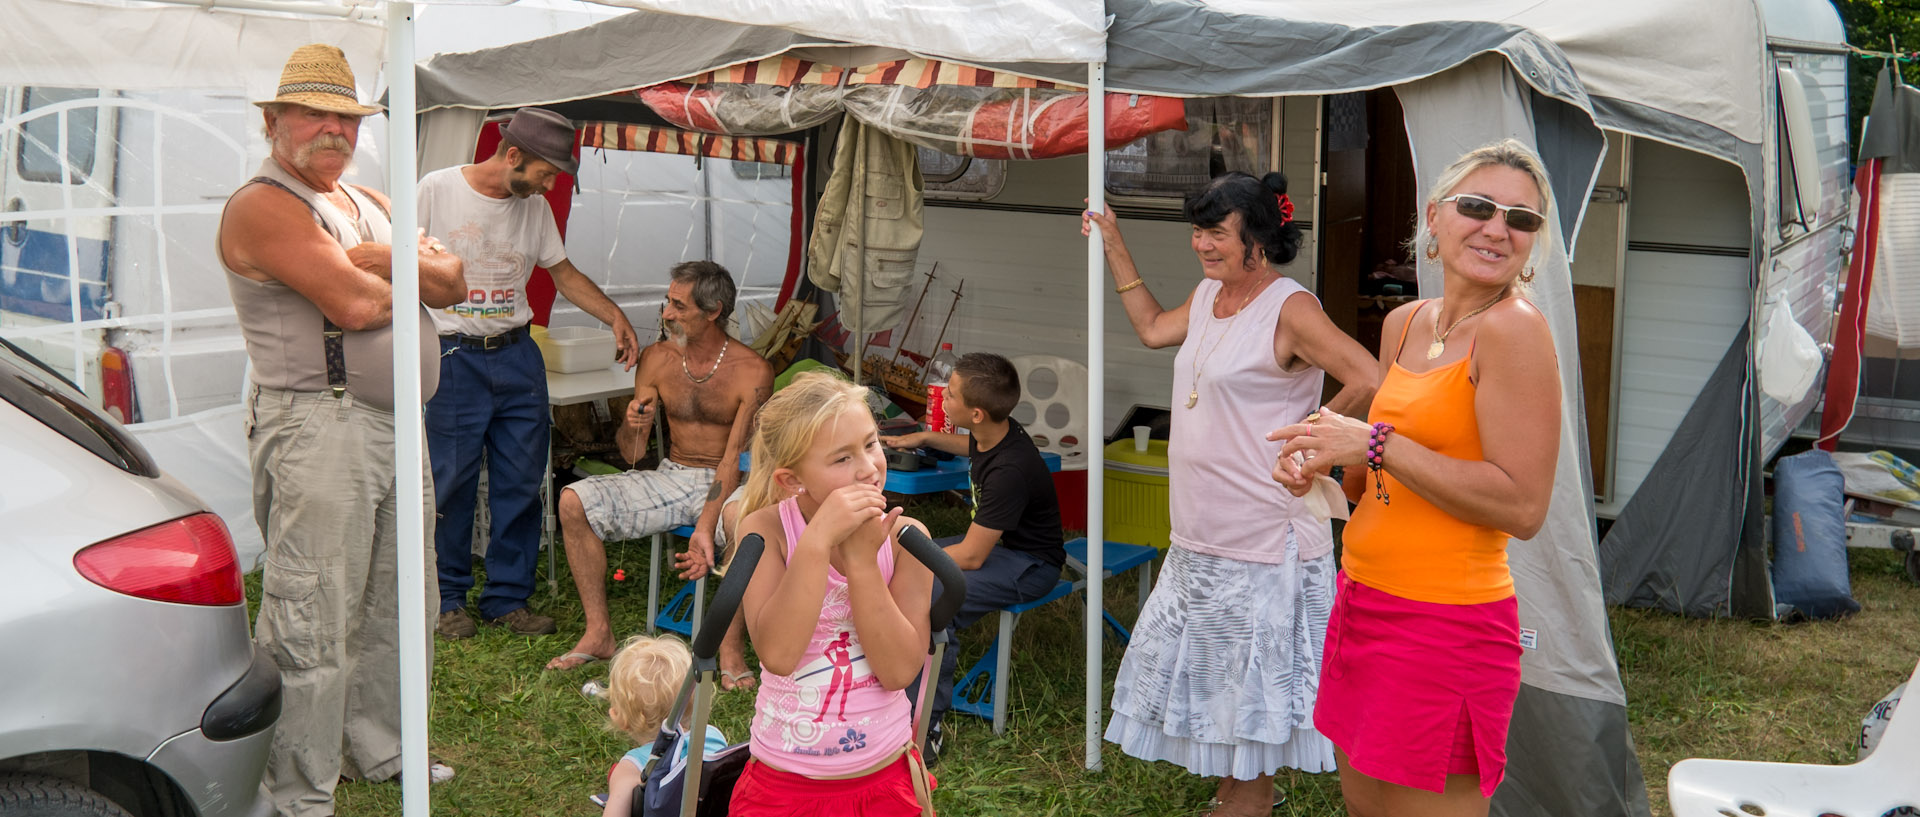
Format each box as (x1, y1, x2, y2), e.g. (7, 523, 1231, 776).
(0, 86, 118, 389)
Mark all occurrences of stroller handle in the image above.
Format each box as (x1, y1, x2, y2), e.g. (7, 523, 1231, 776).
(897, 525, 967, 634)
(692, 533, 766, 661)
(690, 526, 967, 661)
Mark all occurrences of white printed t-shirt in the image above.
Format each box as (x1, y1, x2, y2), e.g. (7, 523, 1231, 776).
(418, 165, 567, 337)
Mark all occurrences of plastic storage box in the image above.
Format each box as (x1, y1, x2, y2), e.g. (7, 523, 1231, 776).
(534, 326, 615, 373)
(1103, 438, 1171, 549)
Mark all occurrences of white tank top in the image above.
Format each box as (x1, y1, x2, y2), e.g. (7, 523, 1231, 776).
(1168, 276, 1334, 564)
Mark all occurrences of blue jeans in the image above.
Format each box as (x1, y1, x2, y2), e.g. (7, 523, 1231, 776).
(910, 538, 1063, 729)
(426, 334, 549, 619)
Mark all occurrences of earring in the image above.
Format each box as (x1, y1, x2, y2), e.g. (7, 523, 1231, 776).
(1423, 233, 1439, 261)
(795, 486, 805, 495)
(1519, 266, 1536, 284)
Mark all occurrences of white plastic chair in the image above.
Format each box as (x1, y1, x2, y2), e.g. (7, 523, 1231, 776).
(1008, 354, 1087, 468)
(1668, 658, 1920, 817)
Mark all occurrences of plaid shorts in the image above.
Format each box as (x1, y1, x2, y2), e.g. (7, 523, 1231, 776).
(569, 460, 716, 543)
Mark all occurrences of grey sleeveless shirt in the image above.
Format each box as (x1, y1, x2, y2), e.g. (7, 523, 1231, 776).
(221, 158, 438, 411)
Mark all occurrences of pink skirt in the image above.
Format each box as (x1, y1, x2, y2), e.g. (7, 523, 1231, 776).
(1313, 571, 1520, 798)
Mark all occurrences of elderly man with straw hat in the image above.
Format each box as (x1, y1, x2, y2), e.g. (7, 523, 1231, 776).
(217, 43, 466, 817)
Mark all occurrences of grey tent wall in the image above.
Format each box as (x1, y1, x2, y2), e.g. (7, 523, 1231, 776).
(1599, 324, 1773, 618)
(1498, 685, 1652, 817)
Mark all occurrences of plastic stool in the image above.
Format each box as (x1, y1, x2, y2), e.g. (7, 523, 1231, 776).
(1063, 538, 1157, 643)
(949, 579, 1075, 734)
(1668, 657, 1920, 817)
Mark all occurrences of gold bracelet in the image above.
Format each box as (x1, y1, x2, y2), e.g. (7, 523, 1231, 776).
(1114, 278, 1146, 294)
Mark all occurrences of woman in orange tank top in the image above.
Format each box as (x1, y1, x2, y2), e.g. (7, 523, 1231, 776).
(1268, 140, 1562, 817)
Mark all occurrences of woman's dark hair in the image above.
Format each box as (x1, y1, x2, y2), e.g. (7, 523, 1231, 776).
(1182, 171, 1303, 268)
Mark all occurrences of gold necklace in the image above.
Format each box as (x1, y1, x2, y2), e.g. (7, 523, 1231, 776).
(683, 336, 728, 384)
(1426, 295, 1504, 360)
(1186, 272, 1270, 409)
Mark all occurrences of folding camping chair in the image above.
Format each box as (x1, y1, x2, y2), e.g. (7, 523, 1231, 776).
(1667, 657, 1920, 817)
(633, 527, 966, 817)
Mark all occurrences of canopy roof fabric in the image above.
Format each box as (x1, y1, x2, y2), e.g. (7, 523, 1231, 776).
(990, 0, 1788, 173)
(578, 0, 1104, 65)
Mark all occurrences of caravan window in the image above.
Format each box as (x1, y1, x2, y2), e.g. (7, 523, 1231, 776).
(729, 161, 792, 180)
(920, 149, 1006, 200)
(1106, 98, 1276, 202)
(17, 87, 100, 184)
(1774, 63, 1822, 235)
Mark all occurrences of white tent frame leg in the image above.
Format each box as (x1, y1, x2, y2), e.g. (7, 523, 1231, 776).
(1083, 60, 1106, 772)
(386, 4, 432, 814)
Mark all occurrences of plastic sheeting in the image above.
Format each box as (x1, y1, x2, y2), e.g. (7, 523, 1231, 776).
(635, 80, 1188, 160)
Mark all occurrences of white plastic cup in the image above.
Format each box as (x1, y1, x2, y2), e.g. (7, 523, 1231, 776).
(1132, 425, 1150, 452)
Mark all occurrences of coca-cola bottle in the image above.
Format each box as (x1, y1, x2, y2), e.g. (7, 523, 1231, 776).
(924, 343, 959, 433)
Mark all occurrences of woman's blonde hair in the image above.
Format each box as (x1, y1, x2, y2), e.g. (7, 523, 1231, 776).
(739, 370, 874, 521)
(1421, 138, 1556, 271)
(607, 634, 691, 742)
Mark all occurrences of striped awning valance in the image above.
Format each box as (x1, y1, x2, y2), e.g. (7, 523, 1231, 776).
(577, 122, 803, 165)
(667, 56, 1072, 91)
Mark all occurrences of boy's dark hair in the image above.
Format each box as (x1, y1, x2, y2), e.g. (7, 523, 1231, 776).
(953, 352, 1020, 423)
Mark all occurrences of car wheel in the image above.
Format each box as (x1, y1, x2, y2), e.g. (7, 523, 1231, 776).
(0, 774, 135, 817)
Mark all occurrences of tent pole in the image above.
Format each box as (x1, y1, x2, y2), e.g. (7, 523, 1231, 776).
(386, 5, 430, 816)
(1084, 60, 1106, 773)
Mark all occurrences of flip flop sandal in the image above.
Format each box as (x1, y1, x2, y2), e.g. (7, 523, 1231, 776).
(546, 651, 606, 671)
(721, 669, 757, 690)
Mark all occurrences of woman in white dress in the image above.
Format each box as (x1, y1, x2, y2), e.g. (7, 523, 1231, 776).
(1083, 171, 1378, 815)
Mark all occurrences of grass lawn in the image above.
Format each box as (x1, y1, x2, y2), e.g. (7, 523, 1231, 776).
(266, 498, 1919, 817)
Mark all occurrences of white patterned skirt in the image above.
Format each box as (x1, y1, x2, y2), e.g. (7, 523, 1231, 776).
(1105, 529, 1338, 779)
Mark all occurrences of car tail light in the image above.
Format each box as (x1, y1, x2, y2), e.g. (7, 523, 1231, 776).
(100, 346, 135, 424)
(73, 513, 245, 606)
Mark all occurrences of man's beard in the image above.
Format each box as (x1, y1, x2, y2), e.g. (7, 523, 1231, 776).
(663, 319, 688, 348)
(507, 177, 539, 198)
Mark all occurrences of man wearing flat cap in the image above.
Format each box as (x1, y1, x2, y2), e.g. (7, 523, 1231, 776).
(219, 43, 467, 817)
(418, 107, 640, 642)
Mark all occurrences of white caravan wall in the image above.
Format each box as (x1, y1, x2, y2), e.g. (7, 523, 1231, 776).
(1757, 49, 1850, 453)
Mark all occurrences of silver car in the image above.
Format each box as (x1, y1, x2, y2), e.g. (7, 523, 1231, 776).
(0, 338, 278, 817)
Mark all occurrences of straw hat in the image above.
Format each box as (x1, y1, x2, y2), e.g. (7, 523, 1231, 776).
(254, 43, 383, 116)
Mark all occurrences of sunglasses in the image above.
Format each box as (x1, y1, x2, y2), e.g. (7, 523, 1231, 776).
(1441, 194, 1546, 233)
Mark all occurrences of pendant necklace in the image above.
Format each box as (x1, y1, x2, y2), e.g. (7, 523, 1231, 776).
(684, 337, 729, 384)
(1427, 294, 1505, 360)
(1186, 272, 1270, 408)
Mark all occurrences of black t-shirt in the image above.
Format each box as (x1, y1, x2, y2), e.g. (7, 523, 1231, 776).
(968, 420, 1066, 567)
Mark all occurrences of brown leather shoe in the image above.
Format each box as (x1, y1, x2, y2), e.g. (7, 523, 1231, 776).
(436, 609, 477, 639)
(486, 606, 557, 635)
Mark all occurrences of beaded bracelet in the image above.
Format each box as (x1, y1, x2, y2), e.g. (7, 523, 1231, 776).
(1368, 422, 1395, 505)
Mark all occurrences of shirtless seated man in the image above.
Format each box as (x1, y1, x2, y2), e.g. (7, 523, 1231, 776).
(548, 261, 772, 689)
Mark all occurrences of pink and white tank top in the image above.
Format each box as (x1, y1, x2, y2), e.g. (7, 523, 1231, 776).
(749, 497, 911, 776)
(1169, 276, 1334, 564)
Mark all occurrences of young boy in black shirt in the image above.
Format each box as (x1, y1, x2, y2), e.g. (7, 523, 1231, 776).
(884, 352, 1066, 761)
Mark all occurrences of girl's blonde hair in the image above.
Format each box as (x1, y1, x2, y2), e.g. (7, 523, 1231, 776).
(1421, 138, 1556, 274)
(739, 371, 874, 521)
(607, 634, 691, 743)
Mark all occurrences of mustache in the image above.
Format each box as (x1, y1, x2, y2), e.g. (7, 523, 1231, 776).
(295, 134, 352, 163)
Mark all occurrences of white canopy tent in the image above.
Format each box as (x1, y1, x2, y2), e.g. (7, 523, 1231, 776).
(0, 1, 1113, 812)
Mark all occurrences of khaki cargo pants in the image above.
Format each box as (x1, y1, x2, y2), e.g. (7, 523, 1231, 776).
(247, 386, 437, 817)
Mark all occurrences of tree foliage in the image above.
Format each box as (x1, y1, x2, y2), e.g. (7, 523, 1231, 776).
(1832, 0, 1920, 145)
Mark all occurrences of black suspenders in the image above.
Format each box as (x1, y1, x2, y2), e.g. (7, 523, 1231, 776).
(246, 176, 391, 399)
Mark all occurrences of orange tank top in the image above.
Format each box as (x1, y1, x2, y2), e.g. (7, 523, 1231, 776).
(1340, 300, 1514, 605)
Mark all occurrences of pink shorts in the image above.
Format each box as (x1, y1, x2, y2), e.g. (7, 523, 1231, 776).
(1313, 572, 1520, 797)
(729, 751, 936, 817)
